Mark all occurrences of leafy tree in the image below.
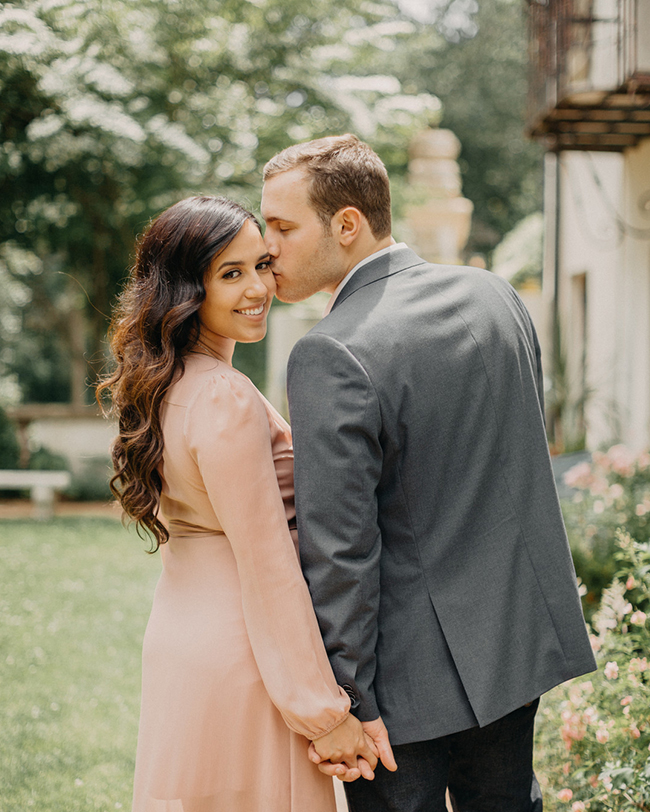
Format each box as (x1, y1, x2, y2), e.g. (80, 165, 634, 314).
(1, 0, 541, 402)
(0, 0, 437, 399)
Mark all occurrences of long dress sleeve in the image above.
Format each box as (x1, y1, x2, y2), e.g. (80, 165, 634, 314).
(183, 369, 350, 741)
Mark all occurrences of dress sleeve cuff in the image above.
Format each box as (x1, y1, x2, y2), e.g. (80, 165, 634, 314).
(280, 685, 352, 741)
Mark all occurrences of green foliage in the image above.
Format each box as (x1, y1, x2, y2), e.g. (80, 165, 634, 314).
(0, 0, 439, 402)
(491, 211, 543, 289)
(66, 457, 113, 502)
(233, 337, 267, 391)
(1, 0, 543, 402)
(0, 517, 160, 810)
(561, 446, 650, 617)
(0, 405, 20, 467)
(536, 531, 650, 811)
(27, 445, 69, 472)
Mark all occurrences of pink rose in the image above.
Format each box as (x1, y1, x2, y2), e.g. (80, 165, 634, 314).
(638, 451, 650, 469)
(630, 611, 647, 626)
(589, 476, 609, 496)
(572, 802, 586, 812)
(558, 788, 573, 802)
(626, 576, 636, 590)
(564, 462, 592, 490)
(604, 661, 619, 679)
(596, 728, 609, 743)
(607, 444, 636, 476)
(582, 706, 598, 725)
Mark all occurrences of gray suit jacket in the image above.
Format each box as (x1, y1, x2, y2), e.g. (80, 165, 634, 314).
(287, 246, 596, 745)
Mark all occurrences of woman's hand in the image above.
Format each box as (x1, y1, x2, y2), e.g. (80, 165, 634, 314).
(309, 714, 378, 780)
(309, 715, 397, 782)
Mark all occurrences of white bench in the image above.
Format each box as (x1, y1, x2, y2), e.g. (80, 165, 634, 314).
(0, 469, 72, 520)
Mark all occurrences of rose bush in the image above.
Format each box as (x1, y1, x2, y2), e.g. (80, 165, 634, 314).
(536, 529, 650, 810)
(562, 445, 650, 616)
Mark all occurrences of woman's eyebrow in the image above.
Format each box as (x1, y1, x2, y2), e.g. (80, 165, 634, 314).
(216, 252, 270, 271)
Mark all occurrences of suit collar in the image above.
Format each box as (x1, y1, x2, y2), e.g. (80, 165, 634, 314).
(330, 245, 425, 312)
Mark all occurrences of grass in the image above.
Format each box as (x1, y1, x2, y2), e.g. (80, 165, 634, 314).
(0, 517, 160, 812)
(0, 515, 572, 811)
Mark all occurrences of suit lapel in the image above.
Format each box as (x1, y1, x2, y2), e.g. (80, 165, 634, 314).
(330, 246, 426, 312)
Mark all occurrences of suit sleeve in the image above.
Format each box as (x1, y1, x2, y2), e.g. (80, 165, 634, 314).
(185, 371, 350, 740)
(287, 332, 383, 722)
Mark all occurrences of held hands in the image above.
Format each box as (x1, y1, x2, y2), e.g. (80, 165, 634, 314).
(309, 714, 377, 782)
(308, 715, 397, 782)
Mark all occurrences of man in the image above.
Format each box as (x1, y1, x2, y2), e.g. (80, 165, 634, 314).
(260, 134, 596, 812)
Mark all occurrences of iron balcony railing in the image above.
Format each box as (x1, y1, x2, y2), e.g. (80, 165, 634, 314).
(527, 0, 650, 150)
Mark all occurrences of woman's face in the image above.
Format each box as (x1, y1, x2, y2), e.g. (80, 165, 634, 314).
(199, 219, 276, 343)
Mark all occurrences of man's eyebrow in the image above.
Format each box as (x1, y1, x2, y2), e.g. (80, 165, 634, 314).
(216, 252, 270, 272)
(263, 216, 295, 224)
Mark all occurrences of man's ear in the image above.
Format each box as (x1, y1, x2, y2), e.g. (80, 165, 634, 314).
(332, 207, 363, 247)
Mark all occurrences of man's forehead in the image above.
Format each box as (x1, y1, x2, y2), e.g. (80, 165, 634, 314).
(261, 167, 311, 214)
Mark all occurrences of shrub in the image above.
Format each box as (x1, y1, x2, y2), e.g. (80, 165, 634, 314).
(0, 406, 20, 468)
(67, 457, 113, 502)
(536, 531, 650, 811)
(28, 445, 69, 471)
(562, 445, 650, 617)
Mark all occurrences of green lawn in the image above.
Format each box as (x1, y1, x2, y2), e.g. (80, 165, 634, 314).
(0, 517, 160, 812)
(0, 515, 571, 810)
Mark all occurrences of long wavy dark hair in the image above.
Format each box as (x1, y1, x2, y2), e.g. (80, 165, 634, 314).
(97, 196, 260, 550)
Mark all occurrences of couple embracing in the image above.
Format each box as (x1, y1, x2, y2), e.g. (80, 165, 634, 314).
(101, 134, 596, 812)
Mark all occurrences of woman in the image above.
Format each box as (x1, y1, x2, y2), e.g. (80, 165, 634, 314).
(97, 196, 374, 811)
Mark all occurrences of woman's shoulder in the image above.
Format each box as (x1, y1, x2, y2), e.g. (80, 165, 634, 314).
(180, 356, 266, 420)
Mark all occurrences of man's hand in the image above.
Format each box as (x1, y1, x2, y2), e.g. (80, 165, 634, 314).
(309, 716, 397, 782)
(309, 714, 378, 780)
(360, 717, 397, 772)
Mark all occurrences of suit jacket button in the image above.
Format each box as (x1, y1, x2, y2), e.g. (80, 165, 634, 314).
(342, 684, 356, 701)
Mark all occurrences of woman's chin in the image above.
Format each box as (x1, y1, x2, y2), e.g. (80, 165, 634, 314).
(235, 326, 268, 344)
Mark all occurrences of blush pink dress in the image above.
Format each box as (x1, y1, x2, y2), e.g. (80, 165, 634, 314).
(131, 349, 350, 812)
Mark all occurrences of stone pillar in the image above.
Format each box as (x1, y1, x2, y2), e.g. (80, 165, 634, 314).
(404, 127, 473, 265)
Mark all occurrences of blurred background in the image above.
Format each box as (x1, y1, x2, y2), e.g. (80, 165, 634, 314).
(2, 2, 650, 809)
(0, 0, 546, 500)
(2, 0, 650, 497)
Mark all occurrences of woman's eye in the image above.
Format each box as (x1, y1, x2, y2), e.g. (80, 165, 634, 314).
(222, 269, 241, 280)
(256, 261, 271, 271)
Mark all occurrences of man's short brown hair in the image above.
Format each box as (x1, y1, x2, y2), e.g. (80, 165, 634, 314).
(263, 134, 392, 239)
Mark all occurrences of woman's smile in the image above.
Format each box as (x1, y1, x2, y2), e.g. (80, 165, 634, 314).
(234, 302, 266, 317)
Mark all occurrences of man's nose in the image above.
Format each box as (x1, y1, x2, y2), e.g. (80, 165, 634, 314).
(264, 232, 278, 257)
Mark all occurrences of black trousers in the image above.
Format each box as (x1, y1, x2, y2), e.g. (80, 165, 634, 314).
(344, 700, 543, 812)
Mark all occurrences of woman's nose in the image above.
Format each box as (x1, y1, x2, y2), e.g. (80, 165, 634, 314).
(247, 272, 270, 297)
